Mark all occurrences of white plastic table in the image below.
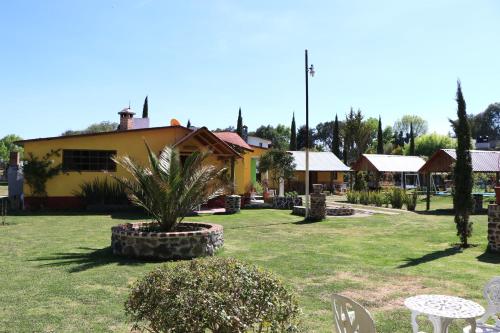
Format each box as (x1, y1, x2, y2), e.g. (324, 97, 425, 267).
(405, 295, 485, 333)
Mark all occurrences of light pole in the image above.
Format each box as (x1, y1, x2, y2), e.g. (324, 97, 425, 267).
(304, 49, 315, 219)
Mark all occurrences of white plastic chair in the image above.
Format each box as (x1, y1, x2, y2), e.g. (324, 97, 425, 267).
(332, 294, 377, 333)
(464, 276, 500, 333)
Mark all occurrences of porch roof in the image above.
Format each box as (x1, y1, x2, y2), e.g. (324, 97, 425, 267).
(288, 151, 350, 172)
(352, 154, 426, 173)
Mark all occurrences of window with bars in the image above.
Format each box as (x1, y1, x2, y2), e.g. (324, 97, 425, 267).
(62, 149, 117, 172)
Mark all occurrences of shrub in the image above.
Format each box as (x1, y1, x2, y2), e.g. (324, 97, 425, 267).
(371, 191, 384, 207)
(353, 172, 367, 191)
(346, 191, 359, 204)
(405, 191, 418, 211)
(76, 178, 129, 206)
(389, 187, 405, 209)
(126, 257, 303, 333)
(359, 191, 370, 205)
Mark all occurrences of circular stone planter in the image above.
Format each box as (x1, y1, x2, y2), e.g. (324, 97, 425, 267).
(111, 222, 223, 260)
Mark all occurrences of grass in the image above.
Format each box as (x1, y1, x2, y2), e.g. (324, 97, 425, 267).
(0, 201, 498, 332)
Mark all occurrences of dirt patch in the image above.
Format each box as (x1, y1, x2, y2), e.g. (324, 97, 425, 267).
(318, 272, 462, 312)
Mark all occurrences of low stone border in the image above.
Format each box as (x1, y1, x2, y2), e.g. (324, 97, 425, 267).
(111, 222, 224, 260)
(273, 196, 302, 209)
(292, 205, 355, 217)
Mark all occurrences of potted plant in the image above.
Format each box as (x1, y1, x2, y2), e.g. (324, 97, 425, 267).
(110, 142, 228, 260)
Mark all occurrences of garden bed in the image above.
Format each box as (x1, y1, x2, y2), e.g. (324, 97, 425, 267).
(111, 222, 223, 260)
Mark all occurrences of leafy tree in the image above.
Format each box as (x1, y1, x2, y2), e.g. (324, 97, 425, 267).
(332, 114, 341, 158)
(236, 107, 243, 137)
(382, 126, 393, 145)
(213, 126, 236, 132)
(377, 116, 384, 154)
(408, 122, 415, 155)
(343, 108, 372, 164)
(251, 125, 290, 150)
(0, 134, 23, 162)
(113, 143, 228, 232)
(142, 96, 149, 118)
(466, 103, 500, 140)
(394, 115, 428, 138)
(403, 132, 456, 157)
(289, 113, 297, 150)
(62, 121, 119, 136)
(296, 125, 317, 150)
(450, 81, 473, 248)
(258, 149, 296, 187)
(314, 121, 333, 151)
(186, 119, 191, 128)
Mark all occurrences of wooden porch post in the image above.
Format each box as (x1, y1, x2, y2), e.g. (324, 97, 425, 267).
(426, 172, 431, 211)
(402, 172, 406, 190)
(230, 157, 235, 194)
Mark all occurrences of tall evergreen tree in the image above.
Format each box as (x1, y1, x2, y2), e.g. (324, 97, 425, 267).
(450, 81, 473, 248)
(332, 114, 341, 158)
(289, 113, 297, 150)
(409, 122, 415, 155)
(142, 96, 149, 118)
(186, 119, 191, 128)
(236, 107, 243, 137)
(377, 116, 384, 154)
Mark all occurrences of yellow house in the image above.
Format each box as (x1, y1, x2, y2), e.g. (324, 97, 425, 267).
(16, 108, 268, 209)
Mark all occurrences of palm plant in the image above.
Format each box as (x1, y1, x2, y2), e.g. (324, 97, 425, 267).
(113, 143, 228, 232)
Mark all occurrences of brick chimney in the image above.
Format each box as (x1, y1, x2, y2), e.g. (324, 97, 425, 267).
(118, 107, 135, 131)
(9, 151, 19, 167)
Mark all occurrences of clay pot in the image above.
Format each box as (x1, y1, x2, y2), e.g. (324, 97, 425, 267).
(495, 186, 500, 205)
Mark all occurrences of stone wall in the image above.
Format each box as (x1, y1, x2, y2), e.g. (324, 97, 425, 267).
(224, 195, 241, 214)
(326, 207, 355, 216)
(273, 196, 302, 210)
(111, 222, 224, 260)
(309, 184, 326, 221)
(488, 204, 500, 253)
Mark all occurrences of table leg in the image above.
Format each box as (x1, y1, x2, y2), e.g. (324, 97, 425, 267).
(411, 311, 419, 333)
(466, 318, 477, 333)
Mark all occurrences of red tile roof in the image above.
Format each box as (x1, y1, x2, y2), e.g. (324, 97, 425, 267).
(214, 132, 253, 151)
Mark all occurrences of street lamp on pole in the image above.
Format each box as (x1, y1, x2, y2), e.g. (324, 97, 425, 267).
(305, 49, 315, 219)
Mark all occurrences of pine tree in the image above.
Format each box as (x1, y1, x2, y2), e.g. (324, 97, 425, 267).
(142, 96, 149, 118)
(289, 113, 297, 150)
(451, 81, 473, 248)
(332, 114, 341, 158)
(236, 108, 243, 137)
(409, 122, 415, 155)
(186, 119, 191, 128)
(377, 116, 384, 154)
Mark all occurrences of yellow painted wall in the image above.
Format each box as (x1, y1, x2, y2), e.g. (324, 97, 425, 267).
(233, 146, 268, 194)
(22, 127, 234, 197)
(293, 171, 344, 183)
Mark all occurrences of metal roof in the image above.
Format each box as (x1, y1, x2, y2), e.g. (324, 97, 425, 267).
(440, 149, 500, 172)
(288, 151, 350, 171)
(354, 154, 426, 173)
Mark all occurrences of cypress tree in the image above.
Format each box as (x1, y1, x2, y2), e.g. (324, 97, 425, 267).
(332, 114, 341, 158)
(186, 119, 191, 128)
(451, 81, 473, 248)
(289, 113, 297, 150)
(142, 96, 149, 118)
(377, 116, 384, 154)
(409, 122, 415, 155)
(236, 107, 243, 137)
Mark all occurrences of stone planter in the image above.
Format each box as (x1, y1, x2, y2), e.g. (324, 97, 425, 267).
(111, 222, 224, 260)
(273, 196, 302, 209)
(488, 204, 500, 253)
(224, 195, 241, 214)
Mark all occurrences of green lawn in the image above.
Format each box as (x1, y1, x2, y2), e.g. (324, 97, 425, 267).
(0, 204, 498, 332)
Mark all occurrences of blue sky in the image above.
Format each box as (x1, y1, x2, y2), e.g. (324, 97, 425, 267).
(1, 0, 499, 139)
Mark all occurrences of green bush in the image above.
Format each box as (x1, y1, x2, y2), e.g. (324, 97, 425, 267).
(76, 178, 129, 206)
(389, 187, 405, 209)
(346, 191, 359, 204)
(353, 172, 367, 191)
(371, 191, 384, 207)
(126, 257, 303, 333)
(359, 191, 370, 205)
(405, 191, 418, 211)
